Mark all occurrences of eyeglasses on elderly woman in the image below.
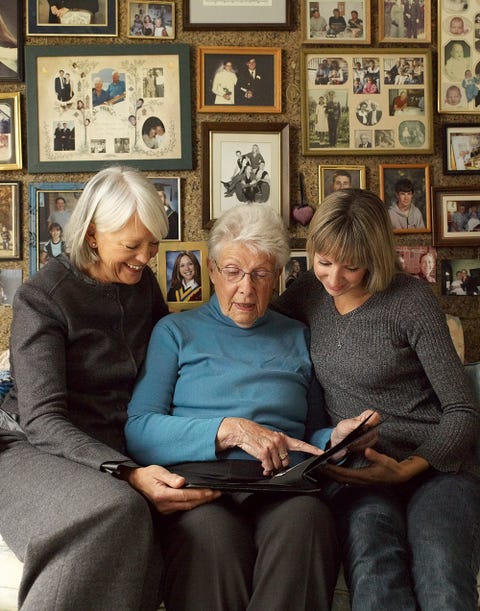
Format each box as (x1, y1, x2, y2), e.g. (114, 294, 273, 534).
(214, 261, 275, 283)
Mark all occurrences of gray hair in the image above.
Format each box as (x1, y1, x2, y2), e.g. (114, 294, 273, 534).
(208, 204, 290, 269)
(64, 166, 168, 270)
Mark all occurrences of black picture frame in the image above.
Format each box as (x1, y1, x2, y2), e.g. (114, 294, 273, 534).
(27, 0, 118, 37)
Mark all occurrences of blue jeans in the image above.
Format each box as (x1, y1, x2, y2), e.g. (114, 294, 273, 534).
(332, 470, 480, 611)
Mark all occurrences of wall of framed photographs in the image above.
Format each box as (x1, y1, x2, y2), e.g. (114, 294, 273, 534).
(0, 0, 479, 361)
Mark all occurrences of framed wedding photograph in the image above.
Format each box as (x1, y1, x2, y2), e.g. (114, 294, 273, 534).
(157, 241, 210, 311)
(301, 49, 433, 155)
(0, 92, 22, 170)
(0, 182, 21, 260)
(301, 0, 371, 45)
(441, 259, 480, 296)
(431, 186, 480, 247)
(443, 124, 480, 174)
(378, 0, 431, 43)
(27, 0, 118, 36)
(280, 251, 310, 293)
(201, 122, 290, 229)
(149, 176, 181, 241)
(127, 1, 175, 39)
(379, 163, 431, 234)
(197, 47, 281, 114)
(318, 164, 366, 200)
(183, 0, 293, 30)
(25, 44, 192, 173)
(0, 1, 22, 81)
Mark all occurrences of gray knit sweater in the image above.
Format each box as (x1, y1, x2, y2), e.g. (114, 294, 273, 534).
(273, 271, 480, 475)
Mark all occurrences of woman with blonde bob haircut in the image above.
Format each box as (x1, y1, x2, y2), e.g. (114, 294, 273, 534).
(274, 188, 480, 610)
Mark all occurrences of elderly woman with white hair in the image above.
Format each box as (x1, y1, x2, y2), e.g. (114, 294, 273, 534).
(126, 203, 368, 610)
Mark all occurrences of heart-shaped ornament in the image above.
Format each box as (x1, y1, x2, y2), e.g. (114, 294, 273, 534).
(292, 204, 314, 226)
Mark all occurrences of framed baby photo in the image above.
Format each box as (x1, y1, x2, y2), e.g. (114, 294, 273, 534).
(157, 241, 210, 312)
(301, 48, 433, 155)
(0, 1, 23, 81)
(301, 0, 371, 45)
(437, 0, 480, 113)
(148, 176, 181, 241)
(28, 182, 85, 275)
(379, 163, 431, 234)
(280, 251, 310, 294)
(318, 164, 366, 200)
(0, 182, 21, 260)
(395, 245, 437, 283)
(441, 259, 480, 296)
(431, 186, 480, 247)
(443, 124, 480, 174)
(378, 0, 431, 43)
(183, 0, 293, 30)
(201, 122, 290, 229)
(197, 47, 282, 114)
(0, 92, 22, 170)
(27, 0, 118, 36)
(127, 1, 175, 39)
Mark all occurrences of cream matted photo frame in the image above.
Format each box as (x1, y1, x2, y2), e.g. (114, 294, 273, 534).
(301, 0, 371, 45)
(183, 0, 293, 30)
(0, 92, 22, 170)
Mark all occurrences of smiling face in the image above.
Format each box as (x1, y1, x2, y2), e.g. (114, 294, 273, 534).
(420, 254, 434, 276)
(178, 254, 196, 282)
(396, 189, 413, 212)
(313, 253, 368, 300)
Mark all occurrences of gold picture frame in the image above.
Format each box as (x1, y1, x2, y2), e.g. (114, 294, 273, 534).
(0, 92, 22, 170)
(318, 164, 366, 201)
(301, 0, 372, 45)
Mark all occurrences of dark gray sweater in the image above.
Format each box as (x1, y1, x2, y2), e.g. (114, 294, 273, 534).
(274, 271, 480, 475)
(3, 255, 168, 469)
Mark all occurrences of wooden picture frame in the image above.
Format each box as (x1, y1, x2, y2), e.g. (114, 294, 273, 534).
(127, 1, 175, 39)
(301, 0, 371, 45)
(201, 122, 289, 229)
(379, 163, 431, 234)
(27, 0, 118, 36)
(0, 1, 23, 81)
(443, 124, 480, 174)
(379, 0, 431, 43)
(148, 176, 181, 241)
(25, 44, 193, 173)
(280, 250, 310, 294)
(432, 186, 480, 247)
(318, 164, 366, 200)
(183, 0, 293, 30)
(197, 47, 282, 114)
(0, 182, 21, 260)
(157, 241, 210, 311)
(0, 92, 22, 170)
(441, 259, 480, 296)
(301, 48, 433, 155)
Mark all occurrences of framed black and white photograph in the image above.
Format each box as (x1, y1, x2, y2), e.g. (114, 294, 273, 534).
(0, 92, 22, 170)
(302, 0, 371, 45)
(396, 245, 437, 283)
(0, 181, 21, 260)
(281, 251, 310, 293)
(183, 0, 293, 30)
(149, 176, 181, 241)
(443, 124, 480, 173)
(0, 1, 22, 81)
(318, 164, 366, 200)
(27, 0, 118, 36)
(127, 1, 175, 39)
(432, 186, 480, 247)
(441, 259, 480, 296)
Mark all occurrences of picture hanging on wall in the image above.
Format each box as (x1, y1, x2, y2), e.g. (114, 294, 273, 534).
(0, 92, 22, 170)
(148, 176, 181, 241)
(396, 245, 437, 283)
(27, 0, 118, 36)
(301, 0, 372, 45)
(378, 0, 431, 43)
(318, 164, 366, 200)
(443, 124, 480, 173)
(432, 186, 480, 247)
(280, 251, 310, 294)
(127, 1, 175, 39)
(0, 181, 21, 260)
(0, 0, 23, 81)
(441, 259, 480, 296)
(183, 0, 293, 30)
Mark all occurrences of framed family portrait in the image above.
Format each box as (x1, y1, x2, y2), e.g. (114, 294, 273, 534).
(149, 176, 181, 241)
(0, 92, 22, 171)
(157, 241, 210, 311)
(28, 182, 84, 275)
(280, 251, 310, 294)
(301, 0, 371, 45)
(437, 0, 480, 113)
(379, 163, 431, 234)
(197, 47, 282, 114)
(201, 122, 290, 229)
(127, 1, 175, 39)
(443, 124, 480, 173)
(301, 49, 433, 155)
(27, 0, 118, 36)
(318, 164, 366, 200)
(183, 0, 293, 30)
(396, 245, 437, 283)
(0, 1, 22, 81)
(431, 186, 480, 247)
(441, 259, 480, 296)
(0, 182, 21, 260)
(378, 0, 431, 43)
(25, 44, 192, 172)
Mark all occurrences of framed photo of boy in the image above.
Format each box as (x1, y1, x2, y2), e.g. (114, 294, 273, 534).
(443, 124, 480, 174)
(0, 182, 20, 260)
(378, 0, 431, 44)
(441, 259, 480, 296)
(127, 1, 175, 39)
(183, 0, 293, 30)
(27, 0, 118, 36)
(379, 163, 431, 234)
(197, 47, 281, 114)
(157, 241, 210, 311)
(431, 186, 480, 247)
(148, 176, 181, 241)
(0, 1, 22, 81)
(281, 251, 310, 294)
(302, 0, 371, 45)
(318, 164, 366, 200)
(201, 122, 289, 229)
(0, 92, 22, 170)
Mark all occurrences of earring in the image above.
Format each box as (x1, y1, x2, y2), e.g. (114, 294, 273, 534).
(91, 242, 97, 248)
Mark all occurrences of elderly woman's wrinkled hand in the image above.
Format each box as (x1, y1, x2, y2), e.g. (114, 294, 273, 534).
(217, 417, 324, 476)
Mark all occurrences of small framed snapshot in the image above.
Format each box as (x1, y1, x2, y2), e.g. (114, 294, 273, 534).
(302, 0, 371, 45)
(301, 48, 433, 155)
(0, 269, 22, 306)
(183, 0, 293, 30)
(431, 186, 480, 247)
(318, 164, 366, 200)
(149, 176, 181, 241)
(157, 241, 210, 311)
(396, 245, 437, 283)
(281, 251, 310, 294)
(127, 2, 175, 39)
(0, 182, 21, 260)
(443, 124, 480, 174)
(201, 122, 289, 229)
(378, 0, 431, 43)
(0, 1, 23, 81)
(197, 47, 281, 114)
(0, 92, 22, 171)
(28, 182, 84, 275)
(379, 163, 431, 234)
(27, 0, 118, 36)
(441, 259, 480, 296)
